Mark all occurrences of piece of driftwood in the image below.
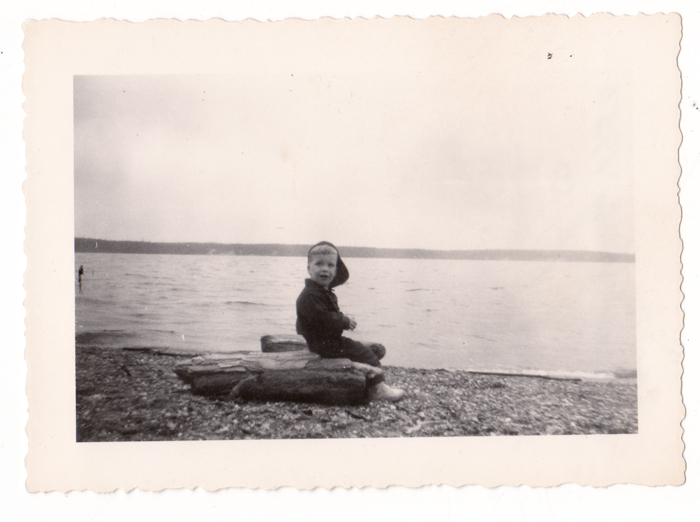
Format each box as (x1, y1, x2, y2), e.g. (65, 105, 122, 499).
(175, 350, 383, 405)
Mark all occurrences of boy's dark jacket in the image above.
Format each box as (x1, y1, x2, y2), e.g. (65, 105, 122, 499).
(296, 241, 350, 354)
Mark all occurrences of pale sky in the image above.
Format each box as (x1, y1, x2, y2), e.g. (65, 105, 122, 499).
(74, 27, 634, 252)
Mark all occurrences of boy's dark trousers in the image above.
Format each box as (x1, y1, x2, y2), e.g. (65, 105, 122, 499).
(310, 337, 386, 385)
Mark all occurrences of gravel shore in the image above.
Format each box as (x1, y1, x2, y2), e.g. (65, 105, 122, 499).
(76, 345, 637, 441)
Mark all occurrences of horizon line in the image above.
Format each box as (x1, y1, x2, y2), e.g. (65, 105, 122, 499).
(74, 237, 635, 258)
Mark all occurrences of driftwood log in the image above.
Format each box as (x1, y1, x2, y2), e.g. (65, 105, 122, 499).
(175, 344, 383, 405)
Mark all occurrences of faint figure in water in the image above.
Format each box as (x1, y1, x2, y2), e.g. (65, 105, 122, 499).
(78, 265, 84, 293)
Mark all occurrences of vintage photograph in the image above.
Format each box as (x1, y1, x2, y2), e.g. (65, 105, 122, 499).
(22, 13, 683, 490)
(73, 26, 637, 442)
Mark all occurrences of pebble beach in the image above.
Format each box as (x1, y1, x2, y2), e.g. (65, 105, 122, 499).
(76, 345, 638, 441)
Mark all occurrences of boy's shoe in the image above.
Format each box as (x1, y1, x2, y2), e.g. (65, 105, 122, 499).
(369, 382, 405, 402)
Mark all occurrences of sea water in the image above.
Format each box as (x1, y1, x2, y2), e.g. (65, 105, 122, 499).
(75, 253, 636, 377)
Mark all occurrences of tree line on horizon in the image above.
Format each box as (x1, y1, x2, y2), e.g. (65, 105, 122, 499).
(74, 237, 635, 263)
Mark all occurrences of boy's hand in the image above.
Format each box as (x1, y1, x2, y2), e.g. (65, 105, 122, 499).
(345, 316, 357, 331)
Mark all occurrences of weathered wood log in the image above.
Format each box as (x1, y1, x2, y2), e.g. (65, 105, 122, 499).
(175, 350, 383, 405)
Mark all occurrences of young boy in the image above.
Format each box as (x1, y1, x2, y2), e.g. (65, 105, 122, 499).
(296, 241, 405, 402)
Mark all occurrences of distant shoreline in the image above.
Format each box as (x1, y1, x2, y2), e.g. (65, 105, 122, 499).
(75, 238, 635, 263)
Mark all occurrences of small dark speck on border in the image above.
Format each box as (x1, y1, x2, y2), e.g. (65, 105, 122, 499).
(547, 53, 553, 59)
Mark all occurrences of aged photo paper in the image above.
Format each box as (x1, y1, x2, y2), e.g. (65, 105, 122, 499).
(24, 15, 684, 491)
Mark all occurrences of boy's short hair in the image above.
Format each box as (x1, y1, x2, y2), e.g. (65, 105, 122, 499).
(307, 244, 338, 263)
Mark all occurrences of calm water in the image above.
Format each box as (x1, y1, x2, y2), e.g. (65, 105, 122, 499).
(75, 253, 636, 377)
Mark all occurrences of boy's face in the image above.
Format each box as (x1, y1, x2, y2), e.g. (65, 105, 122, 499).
(307, 253, 338, 288)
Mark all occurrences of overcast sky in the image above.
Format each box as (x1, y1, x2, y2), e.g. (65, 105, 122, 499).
(74, 27, 634, 252)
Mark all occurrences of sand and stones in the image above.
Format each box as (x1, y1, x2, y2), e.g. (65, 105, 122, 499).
(76, 345, 638, 442)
